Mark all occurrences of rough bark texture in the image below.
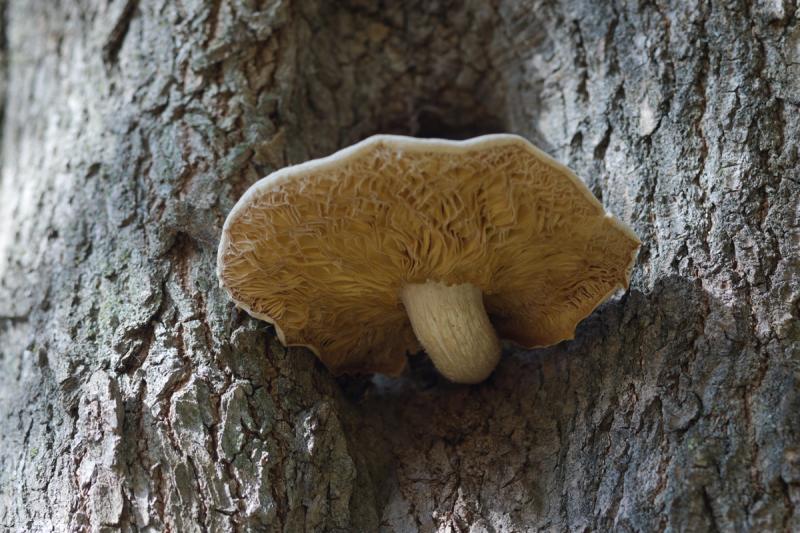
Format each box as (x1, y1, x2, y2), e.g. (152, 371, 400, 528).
(0, 0, 798, 531)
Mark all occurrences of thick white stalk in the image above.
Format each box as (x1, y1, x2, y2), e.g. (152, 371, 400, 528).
(401, 281, 501, 384)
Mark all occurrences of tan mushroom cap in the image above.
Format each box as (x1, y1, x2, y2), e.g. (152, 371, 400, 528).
(217, 134, 640, 376)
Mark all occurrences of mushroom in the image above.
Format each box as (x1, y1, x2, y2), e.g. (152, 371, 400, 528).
(217, 134, 640, 384)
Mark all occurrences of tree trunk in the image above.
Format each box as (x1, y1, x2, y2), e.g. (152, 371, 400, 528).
(1, 0, 798, 531)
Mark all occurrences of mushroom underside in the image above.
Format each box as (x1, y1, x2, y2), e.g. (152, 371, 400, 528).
(217, 136, 640, 380)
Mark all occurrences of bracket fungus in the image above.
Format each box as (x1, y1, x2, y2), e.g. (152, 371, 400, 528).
(217, 134, 640, 384)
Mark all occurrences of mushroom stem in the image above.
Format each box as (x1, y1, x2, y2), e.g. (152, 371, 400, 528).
(401, 281, 501, 384)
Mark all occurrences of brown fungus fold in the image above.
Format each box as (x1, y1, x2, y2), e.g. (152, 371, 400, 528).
(217, 134, 640, 383)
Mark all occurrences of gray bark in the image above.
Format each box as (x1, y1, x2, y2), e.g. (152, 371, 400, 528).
(0, 0, 798, 531)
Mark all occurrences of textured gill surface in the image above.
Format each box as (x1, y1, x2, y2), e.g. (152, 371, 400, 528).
(220, 140, 639, 374)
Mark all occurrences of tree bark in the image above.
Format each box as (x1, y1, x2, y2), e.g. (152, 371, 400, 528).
(1, 0, 798, 531)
